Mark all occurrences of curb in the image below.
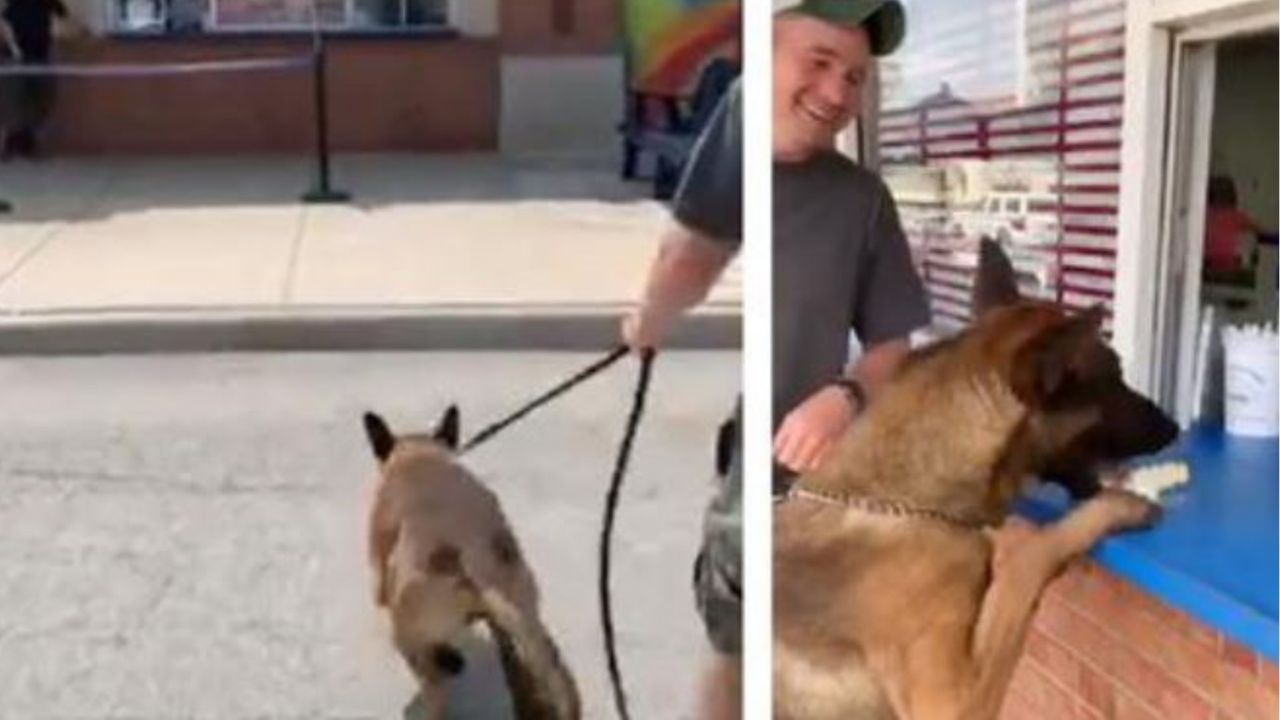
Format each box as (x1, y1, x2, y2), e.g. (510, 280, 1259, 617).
(0, 305, 741, 355)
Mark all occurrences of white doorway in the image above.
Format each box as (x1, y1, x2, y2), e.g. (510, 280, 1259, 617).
(1145, 13, 1278, 424)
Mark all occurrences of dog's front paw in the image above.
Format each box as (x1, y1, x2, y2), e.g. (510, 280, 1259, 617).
(1095, 487, 1163, 532)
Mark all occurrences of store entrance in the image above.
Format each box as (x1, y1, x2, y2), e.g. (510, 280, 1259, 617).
(1152, 22, 1278, 425)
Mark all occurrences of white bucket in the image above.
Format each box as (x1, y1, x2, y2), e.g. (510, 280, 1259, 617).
(1223, 324, 1280, 437)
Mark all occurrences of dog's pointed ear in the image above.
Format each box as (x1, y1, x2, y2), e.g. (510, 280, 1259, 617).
(1013, 305, 1106, 403)
(363, 411, 396, 461)
(973, 237, 1021, 316)
(433, 404, 460, 450)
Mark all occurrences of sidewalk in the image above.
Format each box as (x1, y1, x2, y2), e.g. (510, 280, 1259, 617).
(0, 154, 740, 353)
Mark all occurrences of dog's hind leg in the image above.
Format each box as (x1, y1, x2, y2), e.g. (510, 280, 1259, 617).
(403, 673, 450, 720)
(394, 634, 459, 720)
(391, 576, 471, 720)
(396, 635, 464, 720)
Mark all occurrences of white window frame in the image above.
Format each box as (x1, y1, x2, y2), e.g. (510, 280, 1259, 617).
(1154, 37, 1215, 423)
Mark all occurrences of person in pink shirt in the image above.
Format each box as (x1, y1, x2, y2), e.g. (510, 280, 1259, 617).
(1204, 175, 1265, 273)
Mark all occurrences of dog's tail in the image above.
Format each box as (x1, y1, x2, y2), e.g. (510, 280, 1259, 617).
(479, 586, 581, 720)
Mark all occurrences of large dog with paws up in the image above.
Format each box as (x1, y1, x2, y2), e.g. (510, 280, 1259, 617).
(773, 239, 1179, 719)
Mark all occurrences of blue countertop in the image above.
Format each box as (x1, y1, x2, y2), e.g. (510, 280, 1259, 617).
(1018, 424, 1278, 661)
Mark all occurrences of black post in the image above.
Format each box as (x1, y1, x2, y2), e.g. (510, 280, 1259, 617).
(0, 198, 12, 214)
(302, 32, 350, 204)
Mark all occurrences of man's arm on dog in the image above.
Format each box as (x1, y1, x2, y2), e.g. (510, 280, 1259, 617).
(623, 222, 734, 351)
(774, 338, 911, 473)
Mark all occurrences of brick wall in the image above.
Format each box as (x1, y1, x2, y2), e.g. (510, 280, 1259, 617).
(46, 35, 499, 154)
(499, 0, 617, 55)
(1000, 558, 1278, 720)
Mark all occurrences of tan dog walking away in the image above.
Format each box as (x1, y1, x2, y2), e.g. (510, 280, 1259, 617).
(362, 406, 580, 720)
(774, 239, 1180, 719)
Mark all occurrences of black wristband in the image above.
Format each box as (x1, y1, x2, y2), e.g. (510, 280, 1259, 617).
(832, 377, 867, 414)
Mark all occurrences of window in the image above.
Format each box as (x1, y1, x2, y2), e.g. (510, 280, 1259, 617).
(878, 0, 1126, 333)
(110, 0, 447, 32)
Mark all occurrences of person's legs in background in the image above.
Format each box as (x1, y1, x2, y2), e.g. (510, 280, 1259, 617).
(10, 62, 55, 158)
(0, 64, 19, 160)
(694, 408, 742, 719)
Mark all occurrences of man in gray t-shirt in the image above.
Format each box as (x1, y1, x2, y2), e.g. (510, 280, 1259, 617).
(621, 1, 929, 716)
(771, 0, 930, 489)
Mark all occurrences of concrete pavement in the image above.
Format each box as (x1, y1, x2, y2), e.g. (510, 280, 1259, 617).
(0, 350, 740, 718)
(0, 155, 740, 353)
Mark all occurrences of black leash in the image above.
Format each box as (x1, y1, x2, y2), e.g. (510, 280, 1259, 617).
(598, 348, 655, 720)
(460, 346, 629, 453)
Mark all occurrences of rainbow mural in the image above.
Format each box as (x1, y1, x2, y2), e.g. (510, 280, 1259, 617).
(624, 0, 741, 96)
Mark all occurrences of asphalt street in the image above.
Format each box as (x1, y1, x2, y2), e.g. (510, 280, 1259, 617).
(0, 350, 740, 719)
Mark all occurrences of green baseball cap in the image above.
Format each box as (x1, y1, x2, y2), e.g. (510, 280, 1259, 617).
(787, 0, 907, 56)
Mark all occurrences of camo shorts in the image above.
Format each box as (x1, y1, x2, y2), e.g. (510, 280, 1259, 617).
(693, 404, 742, 655)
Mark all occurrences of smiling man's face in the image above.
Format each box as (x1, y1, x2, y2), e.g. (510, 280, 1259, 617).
(773, 14, 872, 162)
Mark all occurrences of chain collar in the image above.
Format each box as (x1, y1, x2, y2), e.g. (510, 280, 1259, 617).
(780, 486, 990, 532)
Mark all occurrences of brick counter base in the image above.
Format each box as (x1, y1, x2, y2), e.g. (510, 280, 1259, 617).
(1000, 555, 1278, 720)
